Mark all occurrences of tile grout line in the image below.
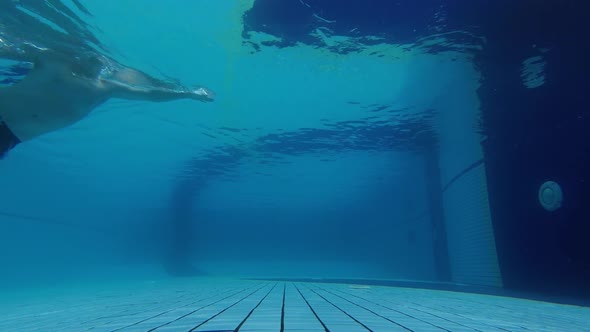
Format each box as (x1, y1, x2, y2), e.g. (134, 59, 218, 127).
(280, 283, 286, 332)
(108, 287, 239, 332)
(147, 283, 265, 332)
(323, 284, 452, 332)
(301, 284, 372, 331)
(187, 283, 272, 332)
(234, 282, 278, 331)
(293, 283, 330, 332)
(337, 286, 485, 332)
(310, 284, 417, 332)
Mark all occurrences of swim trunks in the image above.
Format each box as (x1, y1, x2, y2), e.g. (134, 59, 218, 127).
(0, 119, 20, 158)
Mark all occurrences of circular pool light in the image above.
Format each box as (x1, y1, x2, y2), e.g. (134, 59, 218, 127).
(538, 181, 563, 211)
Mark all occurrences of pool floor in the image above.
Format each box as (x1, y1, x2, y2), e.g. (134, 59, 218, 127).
(1, 279, 588, 331)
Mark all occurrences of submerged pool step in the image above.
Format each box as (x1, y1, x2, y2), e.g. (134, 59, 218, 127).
(0, 279, 588, 331)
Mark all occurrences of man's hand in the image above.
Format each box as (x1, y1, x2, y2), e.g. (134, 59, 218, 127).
(192, 87, 215, 102)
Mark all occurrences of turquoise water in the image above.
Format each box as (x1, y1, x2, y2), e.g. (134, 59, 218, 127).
(1, 0, 589, 314)
(0, 1, 463, 288)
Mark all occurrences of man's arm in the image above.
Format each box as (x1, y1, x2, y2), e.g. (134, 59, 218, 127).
(107, 80, 214, 103)
(101, 67, 215, 103)
(0, 37, 42, 63)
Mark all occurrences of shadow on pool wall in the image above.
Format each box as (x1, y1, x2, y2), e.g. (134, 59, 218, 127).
(167, 145, 439, 281)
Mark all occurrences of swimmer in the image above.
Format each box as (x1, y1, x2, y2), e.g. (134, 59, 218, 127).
(0, 39, 215, 158)
(1, 1, 214, 277)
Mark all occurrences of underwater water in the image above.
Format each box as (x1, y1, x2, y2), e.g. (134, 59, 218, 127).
(0, 1, 589, 331)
